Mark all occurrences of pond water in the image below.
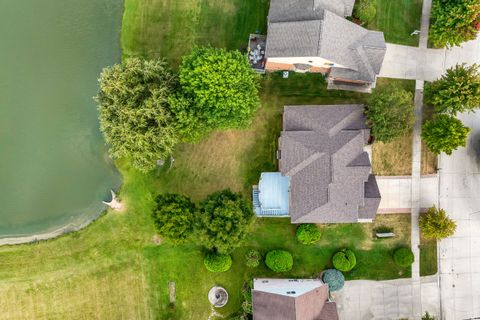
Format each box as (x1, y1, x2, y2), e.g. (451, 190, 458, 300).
(0, 0, 123, 238)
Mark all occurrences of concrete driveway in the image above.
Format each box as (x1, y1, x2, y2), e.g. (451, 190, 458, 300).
(376, 175, 439, 213)
(380, 40, 480, 82)
(379, 44, 445, 81)
(438, 112, 480, 320)
(334, 277, 440, 320)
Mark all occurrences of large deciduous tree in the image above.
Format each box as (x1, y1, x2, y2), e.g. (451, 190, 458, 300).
(419, 206, 457, 240)
(366, 84, 415, 142)
(96, 58, 178, 172)
(421, 114, 470, 155)
(426, 64, 480, 115)
(174, 47, 260, 141)
(197, 189, 253, 254)
(429, 0, 480, 48)
(152, 193, 196, 244)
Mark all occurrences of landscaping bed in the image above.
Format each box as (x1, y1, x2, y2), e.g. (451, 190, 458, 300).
(146, 214, 412, 318)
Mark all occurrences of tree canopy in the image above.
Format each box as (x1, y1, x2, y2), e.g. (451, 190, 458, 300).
(366, 84, 415, 142)
(151, 193, 196, 244)
(96, 58, 178, 172)
(419, 206, 457, 240)
(353, 0, 377, 23)
(421, 114, 470, 155)
(429, 0, 480, 48)
(175, 47, 260, 141)
(197, 189, 253, 254)
(426, 64, 480, 115)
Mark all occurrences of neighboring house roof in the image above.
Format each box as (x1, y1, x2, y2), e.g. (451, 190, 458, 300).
(265, 0, 386, 84)
(268, 0, 355, 21)
(279, 105, 380, 223)
(252, 278, 338, 320)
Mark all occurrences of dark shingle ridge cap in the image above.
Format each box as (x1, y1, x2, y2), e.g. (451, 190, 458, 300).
(316, 18, 324, 56)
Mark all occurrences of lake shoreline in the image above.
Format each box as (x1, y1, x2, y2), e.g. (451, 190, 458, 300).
(0, 208, 108, 246)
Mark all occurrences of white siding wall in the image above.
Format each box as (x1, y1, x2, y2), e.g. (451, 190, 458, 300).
(267, 56, 346, 69)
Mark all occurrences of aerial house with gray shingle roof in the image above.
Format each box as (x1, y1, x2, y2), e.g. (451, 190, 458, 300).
(248, 0, 386, 93)
(252, 278, 339, 320)
(252, 105, 381, 224)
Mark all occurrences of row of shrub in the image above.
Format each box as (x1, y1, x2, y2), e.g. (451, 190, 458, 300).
(203, 249, 294, 273)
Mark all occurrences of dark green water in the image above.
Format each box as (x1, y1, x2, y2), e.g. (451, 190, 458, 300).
(0, 0, 123, 237)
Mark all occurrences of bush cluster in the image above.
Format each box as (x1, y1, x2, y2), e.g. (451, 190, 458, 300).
(322, 269, 345, 292)
(203, 252, 232, 273)
(332, 249, 357, 272)
(393, 248, 414, 267)
(353, 0, 376, 23)
(295, 224, 322, 245)
(245, 249, 261, 268)
(265, 250, 293, 272)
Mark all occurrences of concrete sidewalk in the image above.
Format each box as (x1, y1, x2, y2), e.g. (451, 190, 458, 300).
(376, 175, 438, 213)
(334, 277, 440, 320)
(438, 112, 480, 319)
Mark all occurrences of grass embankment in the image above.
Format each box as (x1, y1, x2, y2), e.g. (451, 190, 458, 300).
(0, 1, 428, 319)
(365, 0, 423, 46)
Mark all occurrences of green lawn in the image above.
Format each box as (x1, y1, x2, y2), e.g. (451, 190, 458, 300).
(0, 1, 427, 319)
(365, 0, 423, 46)
(147, 215, 412, 319)
(121, 0, 269, 67)
(420, 233, 438, 276)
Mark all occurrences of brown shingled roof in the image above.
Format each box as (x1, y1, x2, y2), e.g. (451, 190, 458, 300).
(253, 282, 338, 320)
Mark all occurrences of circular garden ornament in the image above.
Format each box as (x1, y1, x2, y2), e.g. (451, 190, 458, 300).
(208, 286, 228, 308)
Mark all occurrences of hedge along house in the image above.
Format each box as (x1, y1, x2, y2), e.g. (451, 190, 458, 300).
(253, 105, 381, 224)
(248, 0, 386, 93)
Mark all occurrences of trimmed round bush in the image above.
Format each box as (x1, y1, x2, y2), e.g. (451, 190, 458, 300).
(296, 224, 322, 245)
(245, 249, 261, 268)
(353, 0, 376, 23)
(265, 250, 293, 272)
(393, 247, 414, 267)
(322, 269, 345, 292)
(332, 249, 357, 272)
(204, 252, 232, 272)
